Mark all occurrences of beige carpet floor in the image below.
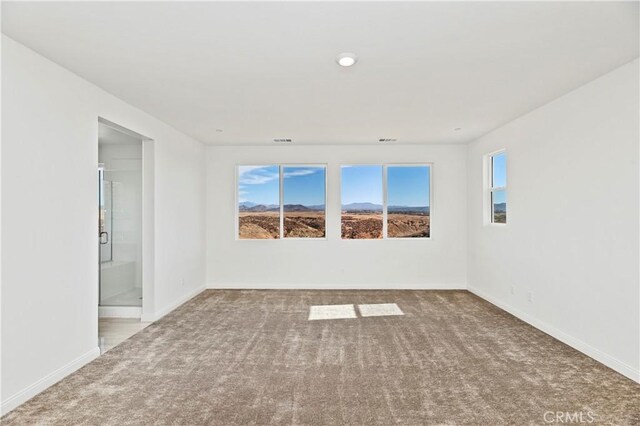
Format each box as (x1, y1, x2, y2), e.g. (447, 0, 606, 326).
(3, 290, 639, 425)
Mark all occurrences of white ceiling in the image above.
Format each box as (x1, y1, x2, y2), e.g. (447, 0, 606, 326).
(99, 123, 142, 146)
(3, 2, 638, 146)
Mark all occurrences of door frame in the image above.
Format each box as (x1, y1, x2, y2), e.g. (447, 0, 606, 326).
(97, 117, 155, 321)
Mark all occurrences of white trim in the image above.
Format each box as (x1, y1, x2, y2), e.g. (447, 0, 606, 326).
(1, 347, 101, 416)
(382, 164, 388, 238)
(98, 306, 142, 318)
(207, 283, 466, 290)
(98, 117, 153, 141)
(468, 286, 640, 384)
(279, 164, 284, 238)
(141, 285, 206, 322)
(141, 138, 155, 320)
(97, 118, 156, 329)
(485, 150, 507, 225)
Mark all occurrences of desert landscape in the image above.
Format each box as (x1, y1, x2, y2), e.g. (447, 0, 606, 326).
(238, 204, 326, 239)
(341, 212, 383, 239)
(284, 211, 325, 238)
(342, 204, 430, 239)
(493, 202, 506, 223)
(239, 203, 429, 239)
(387, 212, 430, 238)
(238, 211, 280, 239)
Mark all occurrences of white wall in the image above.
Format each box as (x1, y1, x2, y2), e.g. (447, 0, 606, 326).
(1, 35, 207, 413)
(207, 145, 467, 288)
(467, 59, 639, 382)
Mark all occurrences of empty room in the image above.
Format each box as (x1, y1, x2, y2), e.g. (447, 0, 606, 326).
(1, 1, 639, 425)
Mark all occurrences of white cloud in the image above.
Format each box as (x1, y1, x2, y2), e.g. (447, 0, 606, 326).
(238, 165, 269, 174)
(238, 165, 322, 184)
(238, 166, 279, 185)
(240, 173, 279, 184)
(284, 168, 321, 178)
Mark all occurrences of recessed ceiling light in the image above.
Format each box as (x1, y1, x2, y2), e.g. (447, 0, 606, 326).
(216, 129, 223, 133)
(379, 138, 397, 142)
(336, 52, 358, 67)
(454, 127, 462, 131)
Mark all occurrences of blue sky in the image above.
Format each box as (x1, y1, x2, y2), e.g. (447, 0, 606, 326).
(341, 165, 383, 205)
(240, 165, 431, 207)
(238, 165, 279, 205)
(387, 166, 430, 207)
(493, 189, 507, 204)
(492, 152, 507, 187)
(283, 166, 325, 206)
(238, 165, 325, 206)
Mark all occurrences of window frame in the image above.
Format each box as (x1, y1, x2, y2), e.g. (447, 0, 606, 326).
(486, 150, 507, 226)
(235, 164, 282, 241)
(235, 164, 328, 241)
(339, 164, 385, 241)
(281, 163, 328, 240)
(385, 163, 433, 240)
(339, 163, 433, 241)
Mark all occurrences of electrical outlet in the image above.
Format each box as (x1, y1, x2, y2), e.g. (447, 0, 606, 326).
(527, 291, 533, 303)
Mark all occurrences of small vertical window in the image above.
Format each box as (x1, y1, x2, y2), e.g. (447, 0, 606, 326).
(238, 165, 280, 239)
(386, 165, 430, 238)
(489, 152, 507, 224)
(341, 165, 383, 239)
(283, 166, 326, 238)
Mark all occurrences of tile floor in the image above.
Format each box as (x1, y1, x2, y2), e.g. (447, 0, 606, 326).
(98, 318, 149, 354)
(100, 287, 143, 306)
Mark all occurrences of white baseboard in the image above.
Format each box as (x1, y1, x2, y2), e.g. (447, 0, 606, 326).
(207, 283, 467, 290)
(2, 286, 206, 415)
(1, 347, 101, 416)
(98, 306, 142, 318)
(468, 286, 640, 384)
(141, 285, 206, 322)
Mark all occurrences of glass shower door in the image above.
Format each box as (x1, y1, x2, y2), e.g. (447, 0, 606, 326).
(98, 156, 143, 307)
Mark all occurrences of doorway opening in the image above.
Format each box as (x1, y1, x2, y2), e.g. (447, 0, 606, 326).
(98, 118, 153, 353)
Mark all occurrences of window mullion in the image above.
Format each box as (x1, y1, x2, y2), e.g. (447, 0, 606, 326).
(382, 165, 388, 239)
(279, 165, 284, 239)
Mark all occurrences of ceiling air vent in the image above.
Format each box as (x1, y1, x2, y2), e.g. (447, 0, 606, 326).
(379, 138, 397, 142)
(273, 138, 293, 143)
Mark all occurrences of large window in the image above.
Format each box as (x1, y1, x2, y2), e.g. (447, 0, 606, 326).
(489, 151, 507, 224)
(341, 164, 431, 239)
(341, 165, 383, 239)
(237, 165, 326, 239)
